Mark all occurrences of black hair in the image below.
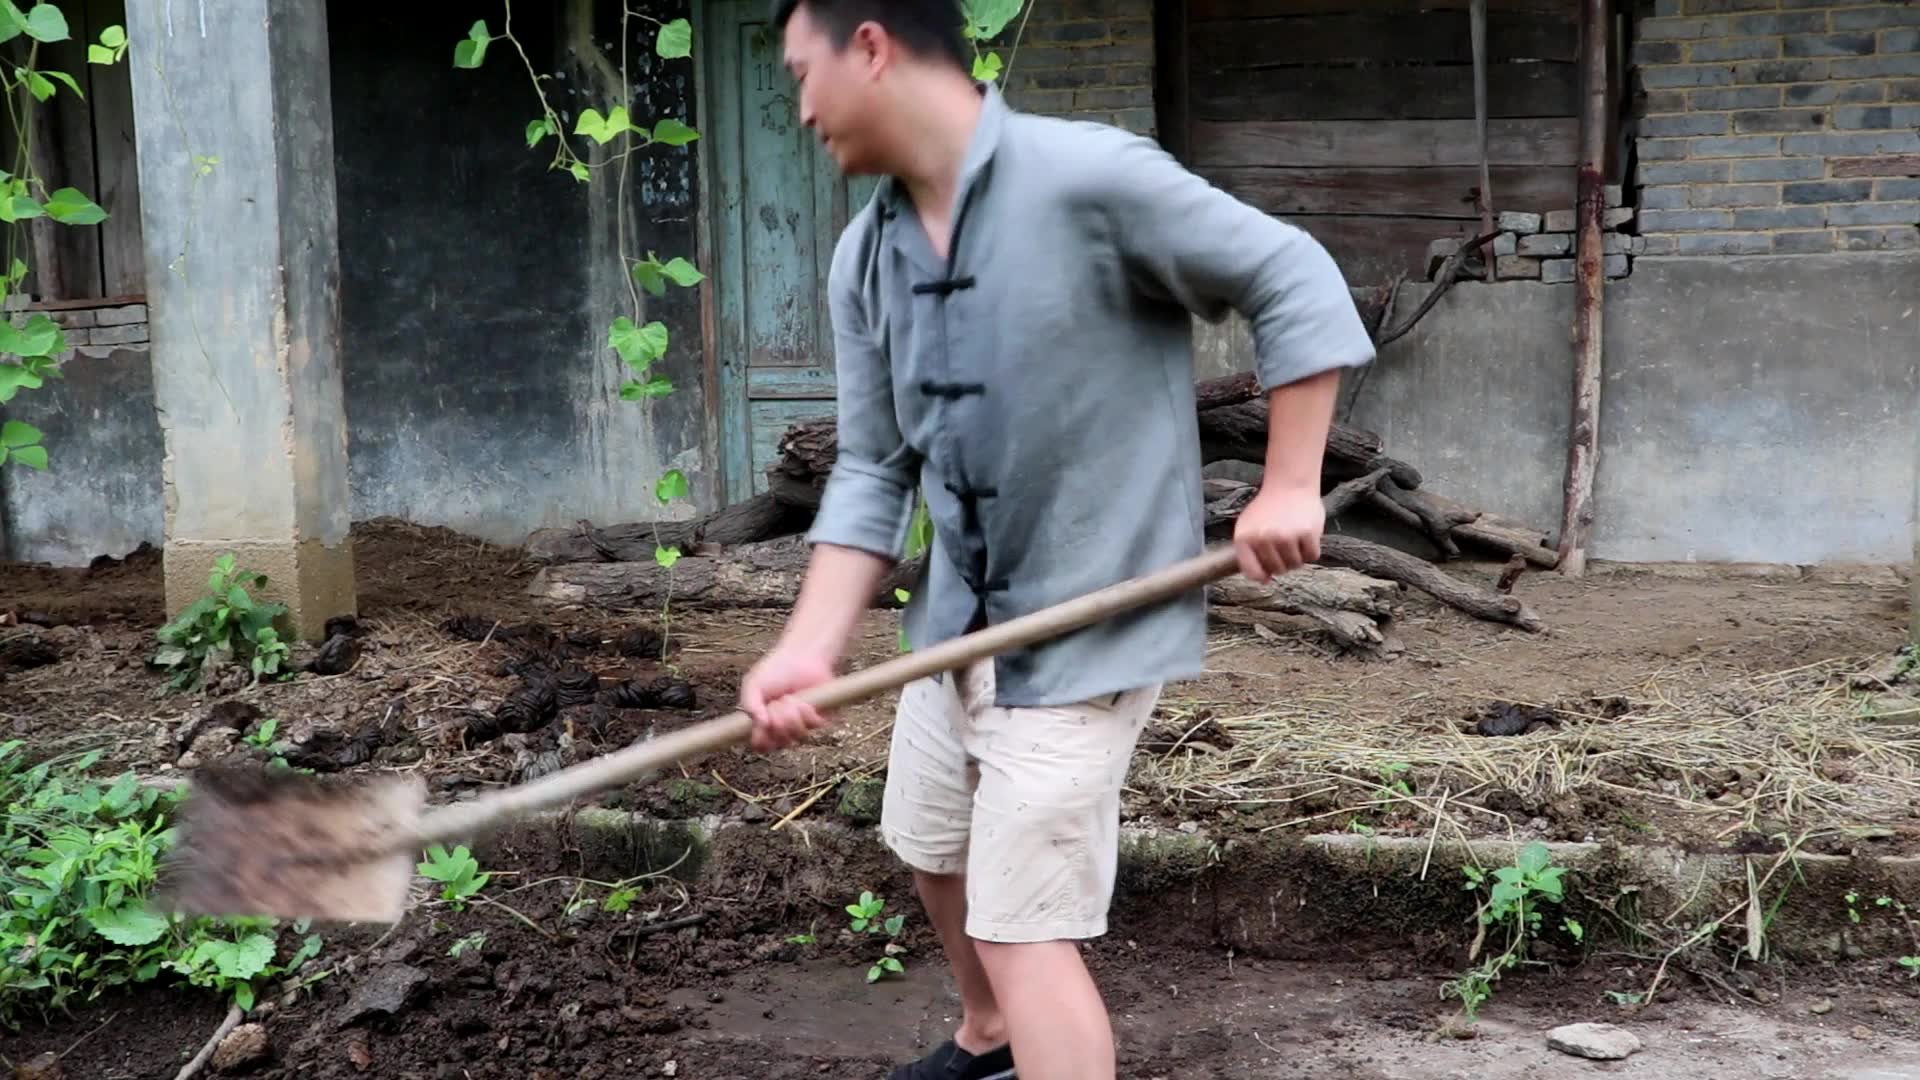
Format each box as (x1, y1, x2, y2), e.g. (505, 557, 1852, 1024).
(772, 0, 970, 72)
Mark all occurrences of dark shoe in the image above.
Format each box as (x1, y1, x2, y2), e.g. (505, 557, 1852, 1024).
(886, 1038, 1015, 1080)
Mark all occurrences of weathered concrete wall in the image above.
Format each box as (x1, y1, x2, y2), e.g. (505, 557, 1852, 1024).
(1337, 251, 1920, 565)
(1, 1, 706, 565)
(331, 0, 709, 541)
(0, 304, 158, 564)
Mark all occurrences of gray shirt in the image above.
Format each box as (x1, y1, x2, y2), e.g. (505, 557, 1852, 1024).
(807, 81, 1376, 708)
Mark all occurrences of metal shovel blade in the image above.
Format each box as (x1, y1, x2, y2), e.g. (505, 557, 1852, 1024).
(160, 763, 426, 925)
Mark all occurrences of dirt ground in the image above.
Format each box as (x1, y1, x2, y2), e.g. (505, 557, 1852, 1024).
(4, 518, 1920, 1077)
(4, 518, 1917, 855)
(7, 869, 1919, 1078)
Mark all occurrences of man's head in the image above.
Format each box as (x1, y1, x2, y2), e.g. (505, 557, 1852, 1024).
(773, 0, 971, 173)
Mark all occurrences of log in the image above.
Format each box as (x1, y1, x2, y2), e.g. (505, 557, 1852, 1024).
(1319, 534, 1544, 632)
(773, 398, 1421, 502)
(529, 536, 922, 610)
(529, 522, 1407, 652)
(1209, 568, 1400, 651)
(1199, 402, 1423, 487)
(1383, 484, 1560, 567)
(525, 493, 807, 564)
(1204, 470, 1385, 540)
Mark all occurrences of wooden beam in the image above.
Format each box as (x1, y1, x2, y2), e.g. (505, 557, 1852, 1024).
(1206, 164, 1573, 218)
(1187, 10, 1576, 66)
(1189, 62, 1579, 123)
(1471, 0, 1496, 278)
(1190, 117, 1580, 169)
(1190, 0, 1577, 16)
(1557, 0, 1608, 578)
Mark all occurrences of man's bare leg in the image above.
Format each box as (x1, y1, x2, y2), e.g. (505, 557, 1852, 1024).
(973, 938, 1114, 1080)
(915, 870, 1008, 1053)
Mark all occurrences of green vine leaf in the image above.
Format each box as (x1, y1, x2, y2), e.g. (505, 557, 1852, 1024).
(568, 161, 590, 182)
(576, 106, 639, 145)
(656, 18, 692, 59)
(525, 116, 554, 148)
(0, 362, 42, 402)
(0, 193, 43, 222)
(631, 259, 666, 297)
(650, 118, 699, 146)
(631, 255, 705, 296)
(23, 68, 53, 101)
(0, 313, 64, 357)
(45, 187, 107, 225)
(21, 2, 67, 43)
(660, 257, 705, 286)
(654, 470, 690, 505)
(87, 24, 126, 64)
(44, 68, 79, 97)
(453, 19, 490, 69)
(654, 544, 681, 568)
(962, 0, 1024, 42)
(972, 52, 1003, 82)
(619, 374, 674, 400)
(608, 317, 669, 370)
(2, 418, 43, 449)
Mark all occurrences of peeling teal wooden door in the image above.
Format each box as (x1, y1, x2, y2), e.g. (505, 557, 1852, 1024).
(706, 0, 883, 503)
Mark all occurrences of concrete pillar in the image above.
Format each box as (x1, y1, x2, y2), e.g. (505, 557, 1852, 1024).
(126, 0, 354, 638)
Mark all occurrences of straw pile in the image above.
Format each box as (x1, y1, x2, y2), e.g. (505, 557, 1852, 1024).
(1128, 654, 1920, 846)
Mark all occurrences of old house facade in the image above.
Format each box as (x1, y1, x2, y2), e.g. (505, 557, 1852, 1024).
(0, 0, 1913, 624)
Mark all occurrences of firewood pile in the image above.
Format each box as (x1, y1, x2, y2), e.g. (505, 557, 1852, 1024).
(524, 371, 1562, 655)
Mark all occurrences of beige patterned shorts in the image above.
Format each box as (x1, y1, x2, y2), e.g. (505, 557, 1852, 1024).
(878, 658, 1161, 944)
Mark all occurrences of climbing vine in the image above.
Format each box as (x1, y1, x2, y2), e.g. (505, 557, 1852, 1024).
(0, 3, 123, 471)
(453, 4, 702, 572)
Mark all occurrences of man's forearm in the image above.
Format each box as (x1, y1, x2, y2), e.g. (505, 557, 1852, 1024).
(779, 543, 895, 662)
(1260, 369, 1341, 493)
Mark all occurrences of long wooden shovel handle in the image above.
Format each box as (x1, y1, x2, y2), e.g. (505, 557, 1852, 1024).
(411, 544, 1242, 848)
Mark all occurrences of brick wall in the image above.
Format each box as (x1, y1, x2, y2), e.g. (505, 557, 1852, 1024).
(2, 297, 149, 358)
(995, 0, 1157, 137)
(1630, 0, 1920, 255)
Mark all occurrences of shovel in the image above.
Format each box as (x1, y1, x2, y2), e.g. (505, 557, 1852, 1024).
(160, 544, 1244, 925)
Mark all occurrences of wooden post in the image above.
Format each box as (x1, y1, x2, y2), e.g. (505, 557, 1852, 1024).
(1471, 0, 1495, 279)
(1911, 409, 1919, 645)
(1557, 0, 1609, 577)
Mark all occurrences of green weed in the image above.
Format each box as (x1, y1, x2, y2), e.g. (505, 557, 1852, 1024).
(847, 890, 908, 983)
(0, 741, 324, 1027)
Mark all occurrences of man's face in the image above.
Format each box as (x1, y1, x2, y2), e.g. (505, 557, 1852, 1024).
(781, 4, 887, 174)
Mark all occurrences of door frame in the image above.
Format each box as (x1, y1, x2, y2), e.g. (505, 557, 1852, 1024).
(690, 0, 874, 505)
(691, 0, 726, 508)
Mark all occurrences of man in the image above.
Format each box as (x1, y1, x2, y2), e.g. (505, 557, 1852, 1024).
(738, 1, 1375, 1076)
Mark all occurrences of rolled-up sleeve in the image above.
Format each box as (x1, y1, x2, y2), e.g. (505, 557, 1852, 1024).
(1097, 132, 1376, 391)
(805, 230, 922, 561)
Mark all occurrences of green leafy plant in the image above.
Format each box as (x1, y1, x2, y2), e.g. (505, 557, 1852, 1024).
(453, 4, 701, 573)
(149, 554, 292, 691)
(0, 10, 126, 468)
(0, 741, 324, 1027)
(1441, 842, 1570, 1023)
(960, 0, 1031, 82)
(418, 844, 490, 911)
(846, 890, 908, 982)
(0, 418, 44, 468)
